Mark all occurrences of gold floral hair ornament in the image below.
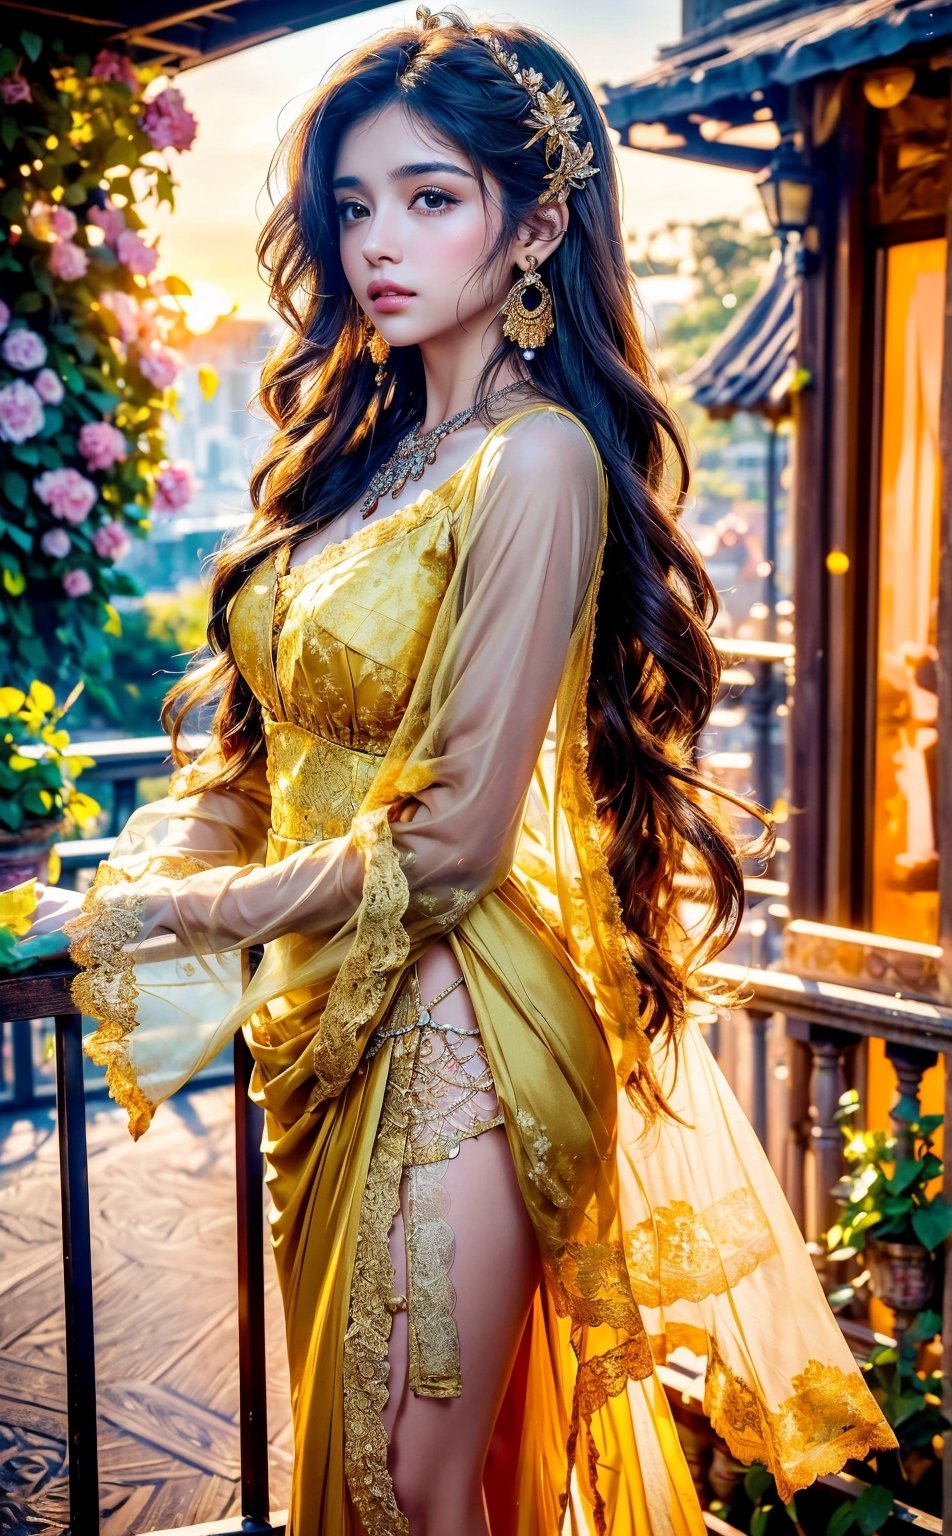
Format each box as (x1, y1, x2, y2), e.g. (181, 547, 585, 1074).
(415, 5, 600, 206)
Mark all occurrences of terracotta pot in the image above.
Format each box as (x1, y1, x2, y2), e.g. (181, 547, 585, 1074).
(867, 1235, 936, 1312)
(0, 819, 68, 892)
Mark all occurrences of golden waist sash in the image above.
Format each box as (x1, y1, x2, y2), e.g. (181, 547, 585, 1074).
(264, 717, 382, 844)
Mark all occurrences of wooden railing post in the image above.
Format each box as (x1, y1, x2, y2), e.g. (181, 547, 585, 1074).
(54, 1006, 100, 1535)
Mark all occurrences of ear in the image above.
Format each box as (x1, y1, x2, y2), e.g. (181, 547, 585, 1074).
(512, 202, 568, 269)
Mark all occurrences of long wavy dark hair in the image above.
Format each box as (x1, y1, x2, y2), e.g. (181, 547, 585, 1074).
(163, 7, 773, 1096)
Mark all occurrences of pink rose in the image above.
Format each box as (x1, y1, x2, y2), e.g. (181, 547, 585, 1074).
(49, 242, 90, 282)
(88, 203, 126, 245)
(92, 520, 132, 561)
(0, 298, 8, 333)
(116, 229, 158, 276)
(1, 328, 47, 371)
(34, 368, 65, 405)
(141, 87, 197, 153)
(50, 207, 78, 239)
(98, 289, 160, 349)
(63, 568, 93, 598)
(78, 420, 127, 471)
(98, 289, 138, 345)
(34, 467, 98, 525)
(40, 528, 72, 559)
(153, 460, 195, 513)
(1, 77, 32, 105)
(139, 342, 182, 391)
(90, 50, 140, 91)
(0, 380, 44, 443)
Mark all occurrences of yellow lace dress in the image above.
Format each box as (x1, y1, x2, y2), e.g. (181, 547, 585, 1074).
(66, 402, 896, 1536)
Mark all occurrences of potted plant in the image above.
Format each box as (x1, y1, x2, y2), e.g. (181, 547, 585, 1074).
(824, 1090, 952, 1318)
(0, 678, 100, 889)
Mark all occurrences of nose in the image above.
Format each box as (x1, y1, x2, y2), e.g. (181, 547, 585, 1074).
(358, 200, 403, 267)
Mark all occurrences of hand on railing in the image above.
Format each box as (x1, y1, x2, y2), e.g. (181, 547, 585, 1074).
(24, 882, 85, 940)
(0, 880, 82, 971)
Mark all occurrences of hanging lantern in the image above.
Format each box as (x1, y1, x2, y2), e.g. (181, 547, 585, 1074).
(754, 136, 817, 237)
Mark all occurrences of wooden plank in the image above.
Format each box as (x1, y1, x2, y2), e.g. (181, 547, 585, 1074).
(0, 1085, 292, 1534)
(99, 1382, 241, 1480)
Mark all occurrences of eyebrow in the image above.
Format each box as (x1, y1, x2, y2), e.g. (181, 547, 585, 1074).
(332, 161, 476, 190)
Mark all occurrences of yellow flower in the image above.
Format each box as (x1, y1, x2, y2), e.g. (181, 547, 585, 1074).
(0, 880, 38, 937)
(0, 688, 26, 718)
(28, 681, 55, 714)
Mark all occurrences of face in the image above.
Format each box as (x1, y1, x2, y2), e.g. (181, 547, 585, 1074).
(332, 102, 514, 350)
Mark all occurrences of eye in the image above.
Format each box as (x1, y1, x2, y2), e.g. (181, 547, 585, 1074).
(411, 186, 459, 214)
(336, 199, 368, 223)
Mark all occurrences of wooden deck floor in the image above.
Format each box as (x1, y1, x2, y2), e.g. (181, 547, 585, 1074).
(0, 1084, 292, 1535)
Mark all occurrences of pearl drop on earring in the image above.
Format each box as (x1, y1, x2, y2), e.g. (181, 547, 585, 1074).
(522, 348, 535, 360)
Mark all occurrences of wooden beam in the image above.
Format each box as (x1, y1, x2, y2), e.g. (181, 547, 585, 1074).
(937, 53, 952, 1536)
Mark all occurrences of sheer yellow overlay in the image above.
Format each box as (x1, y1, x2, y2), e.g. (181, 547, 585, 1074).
(64, 404, 895, 1534)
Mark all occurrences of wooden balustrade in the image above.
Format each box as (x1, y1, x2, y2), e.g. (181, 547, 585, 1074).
(0, 958, 285, 1536)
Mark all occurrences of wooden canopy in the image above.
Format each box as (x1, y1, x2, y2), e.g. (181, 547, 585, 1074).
(601, 0, 952, 170)
(3, 0, 395, 71)
(681, 250, 797, 420)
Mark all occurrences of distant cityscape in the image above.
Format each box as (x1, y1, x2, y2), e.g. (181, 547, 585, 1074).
(119, 315, 280, 594)
(120, 284, 789, 644)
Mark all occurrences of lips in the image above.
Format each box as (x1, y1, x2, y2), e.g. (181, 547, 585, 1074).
(368, 280, 415, 299)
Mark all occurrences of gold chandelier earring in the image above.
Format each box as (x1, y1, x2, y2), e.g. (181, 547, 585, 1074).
(499, 254, 554, 360)
(365, 321, 390, 385)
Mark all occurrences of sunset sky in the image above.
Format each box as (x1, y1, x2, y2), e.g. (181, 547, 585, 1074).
(150, 0, 765, 323)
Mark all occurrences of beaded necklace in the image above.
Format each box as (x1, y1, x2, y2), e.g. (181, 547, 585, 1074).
(359, 379, 526, 518)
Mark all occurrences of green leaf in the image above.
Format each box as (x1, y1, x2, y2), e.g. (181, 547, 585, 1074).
(2, 471, 28, 510)
(911, 1201, 952, 1252)
(104, 136, 137, 169)
(14, 291, 44, 314)
(0, 47, 19, 78)
(744, 1463, 773, 1502)
(904, 1308, 942, 1343)
(0, 798, 23, 831)
(751, 1509, 772, 1536)
(886, 1159, 921, 1195)
(852, 1484, 893, 1535)
(3, 523, 32, 553)
(0, 930, 70, 973)
(0, 187, 24, 221)
(825, 1501, 855, 1536)
(1, 116, 17, 151)
(915, 1113, 943, 1138)
(19, 29, 42, 62)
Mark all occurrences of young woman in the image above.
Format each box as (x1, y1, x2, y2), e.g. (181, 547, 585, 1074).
(31, 7, 896, 1532)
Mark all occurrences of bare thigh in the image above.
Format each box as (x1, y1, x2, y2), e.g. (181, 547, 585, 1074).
(380, 938, 542, 1533)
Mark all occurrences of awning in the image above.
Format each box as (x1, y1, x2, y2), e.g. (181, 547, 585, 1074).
(3, 0, 395, 70)
(680, 250, 797, 419)
(602, 0, 952, 139)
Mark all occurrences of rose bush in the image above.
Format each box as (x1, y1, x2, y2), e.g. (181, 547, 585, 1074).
(0, 28, 208, 704)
